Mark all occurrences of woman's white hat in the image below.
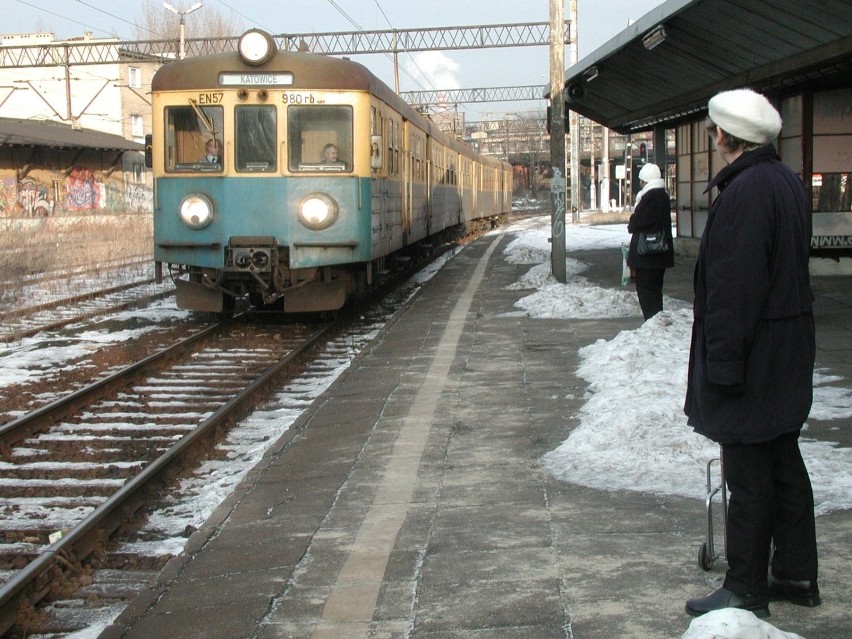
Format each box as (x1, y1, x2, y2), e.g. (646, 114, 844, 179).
(638, 163, 661, 182)
(708, 88, 782, 144)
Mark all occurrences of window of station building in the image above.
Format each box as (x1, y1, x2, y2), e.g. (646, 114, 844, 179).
(287, 105, 352, 172)
(779, 95, 804, 174)
(131, 114, 144, 140)
(812, 87, 852, 213)
(164, 104, 224, 173)
(128, 66, 142, 89)
(236, 106, 277, 173)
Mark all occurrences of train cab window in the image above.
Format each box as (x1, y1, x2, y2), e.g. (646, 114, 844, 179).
(288, 105, 353, 172)
(236, 106, 277, 172)
(164, 104, 224, 172)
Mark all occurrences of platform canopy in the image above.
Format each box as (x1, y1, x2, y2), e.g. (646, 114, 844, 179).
(0, 118, 143, 151)
(562, 0, 852, 133)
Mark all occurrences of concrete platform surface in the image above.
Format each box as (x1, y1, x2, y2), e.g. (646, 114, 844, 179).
(102, 219, 851, 639)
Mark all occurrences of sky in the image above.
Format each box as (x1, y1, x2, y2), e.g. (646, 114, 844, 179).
(1, 214, 849, 638)
(4, 0, 668, 122)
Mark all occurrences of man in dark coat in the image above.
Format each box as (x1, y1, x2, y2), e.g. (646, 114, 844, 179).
(684, 88, 819, 619)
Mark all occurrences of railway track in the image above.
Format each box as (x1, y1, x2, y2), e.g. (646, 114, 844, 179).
(0, 317, 334, 636)
(0, 225, 485, 637)
(0, 278, 174, 344)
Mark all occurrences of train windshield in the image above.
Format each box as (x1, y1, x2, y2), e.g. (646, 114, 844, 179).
(164, 103, 224, 173)
(288, 106, 353, 172)
(236, 106, 277, 173)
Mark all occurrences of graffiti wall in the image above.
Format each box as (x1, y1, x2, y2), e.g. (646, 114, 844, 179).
(0, 166, 152, 218)
(65, 166, 104, 212)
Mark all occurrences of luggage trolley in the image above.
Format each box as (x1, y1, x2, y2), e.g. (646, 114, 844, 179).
(698, 452, 727, 570)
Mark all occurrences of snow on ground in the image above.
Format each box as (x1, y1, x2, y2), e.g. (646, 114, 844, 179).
(0, 301, 191, 392)
(499, 216, 852, 516)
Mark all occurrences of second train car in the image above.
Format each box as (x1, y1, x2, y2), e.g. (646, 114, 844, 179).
(147, 29, 512, 314)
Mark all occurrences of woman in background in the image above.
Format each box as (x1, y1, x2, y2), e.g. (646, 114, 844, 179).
(626, 162, 674, 320)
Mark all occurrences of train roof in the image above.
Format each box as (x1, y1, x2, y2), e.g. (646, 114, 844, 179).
(151, 47, 508, 171)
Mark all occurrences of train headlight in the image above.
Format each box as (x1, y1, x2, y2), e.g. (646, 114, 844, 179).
(238, 29, 276, 66)
(298, 193, 339, 230)
(178, 194, 214, 229)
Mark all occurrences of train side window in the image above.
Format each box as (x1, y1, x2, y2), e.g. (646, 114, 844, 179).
(393, 120, 400, 177)
(288, 105, 353, 172)
(370, 135, 383, 170)
(165, 105, 223, 172)
(236, 105, 277, 173)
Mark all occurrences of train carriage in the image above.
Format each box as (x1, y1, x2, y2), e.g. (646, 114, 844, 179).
(148, 29, 511, 314)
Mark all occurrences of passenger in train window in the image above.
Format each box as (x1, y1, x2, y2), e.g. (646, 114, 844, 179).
(203, 138, 222, 165)
(685, 88, 818, 620)
(322, 143, 343, 164)
(625, 162, 674, 320)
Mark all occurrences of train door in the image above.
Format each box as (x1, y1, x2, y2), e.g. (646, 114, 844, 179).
(403, 123, 413, 244)
(472, 161, 479, 215)
(425, 139, 433, 236)
(382, 115, 403, 253)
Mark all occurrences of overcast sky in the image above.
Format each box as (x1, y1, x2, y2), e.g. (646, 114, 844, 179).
(6, 0, 667, 121)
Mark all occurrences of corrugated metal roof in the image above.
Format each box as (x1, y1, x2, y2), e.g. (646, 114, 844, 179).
(0, 118, 143, 151)
(563, 0, 852, 132)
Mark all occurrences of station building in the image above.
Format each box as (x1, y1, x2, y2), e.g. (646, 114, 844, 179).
(0, 117, 146, 217)
(561, 0, 852, 268)
(0, 32, 156, 218)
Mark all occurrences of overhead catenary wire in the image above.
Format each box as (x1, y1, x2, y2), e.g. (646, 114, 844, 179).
(325, 0, 442, 99)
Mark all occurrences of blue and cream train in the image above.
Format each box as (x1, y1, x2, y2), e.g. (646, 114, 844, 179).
(147, 29, 512, 314)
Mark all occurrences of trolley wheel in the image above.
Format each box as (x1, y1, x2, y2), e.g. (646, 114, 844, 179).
(698, 542, 713, 571)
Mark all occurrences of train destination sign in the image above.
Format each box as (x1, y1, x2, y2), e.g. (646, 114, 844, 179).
(218, 72, 294, 86)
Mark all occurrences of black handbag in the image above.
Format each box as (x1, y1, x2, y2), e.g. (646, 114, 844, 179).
(637, 229, 670, 255)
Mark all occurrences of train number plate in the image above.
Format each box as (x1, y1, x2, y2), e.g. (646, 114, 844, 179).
(281, 93, 318, 104)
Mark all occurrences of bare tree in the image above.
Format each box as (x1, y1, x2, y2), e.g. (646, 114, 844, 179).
(133, 0, 244, 41)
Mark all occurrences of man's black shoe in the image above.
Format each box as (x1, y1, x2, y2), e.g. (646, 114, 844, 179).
(768, 575, 821, 607)
(685, 586, 770, 619)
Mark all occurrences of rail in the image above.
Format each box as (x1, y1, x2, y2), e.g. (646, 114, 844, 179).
(0, 319, 334, 635)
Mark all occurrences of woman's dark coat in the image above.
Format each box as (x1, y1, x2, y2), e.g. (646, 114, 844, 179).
(626, 187, 675, 269)
(684, 144, 815, 444)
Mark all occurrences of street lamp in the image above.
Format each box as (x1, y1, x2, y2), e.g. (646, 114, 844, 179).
(163, 1, 203, 59)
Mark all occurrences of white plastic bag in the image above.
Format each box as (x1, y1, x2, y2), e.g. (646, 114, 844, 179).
(621, 243, 631, 286)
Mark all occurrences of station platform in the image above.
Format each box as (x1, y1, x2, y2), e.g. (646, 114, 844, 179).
(103, 217, 851, 639)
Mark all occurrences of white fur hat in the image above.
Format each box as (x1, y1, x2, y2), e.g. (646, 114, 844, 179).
(708, 88, 782, 144)
(638, 163, 661, 182)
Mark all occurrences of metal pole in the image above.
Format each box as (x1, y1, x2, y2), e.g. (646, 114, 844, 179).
(392, 30, 399, 93)
(602, 126, 610, 212)
(589, 121, 596, 210)
(179, 18, 186, 59)
(164, 2, 202, 60)
(549, 0, 566, 283)
(568, 0, 580, 223)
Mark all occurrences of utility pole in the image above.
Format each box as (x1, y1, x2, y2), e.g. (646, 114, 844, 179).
(569, 0, 580, 223)
(163, 2, 203, 60)
(589, 120, 596, 210)
(549, 0, 567, 283)
(602, 126, 610, 212)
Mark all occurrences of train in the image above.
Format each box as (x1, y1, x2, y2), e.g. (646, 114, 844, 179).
(146, 29, 512, 314)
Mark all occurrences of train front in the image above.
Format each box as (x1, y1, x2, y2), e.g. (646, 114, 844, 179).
(149, 30, 373, 314)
